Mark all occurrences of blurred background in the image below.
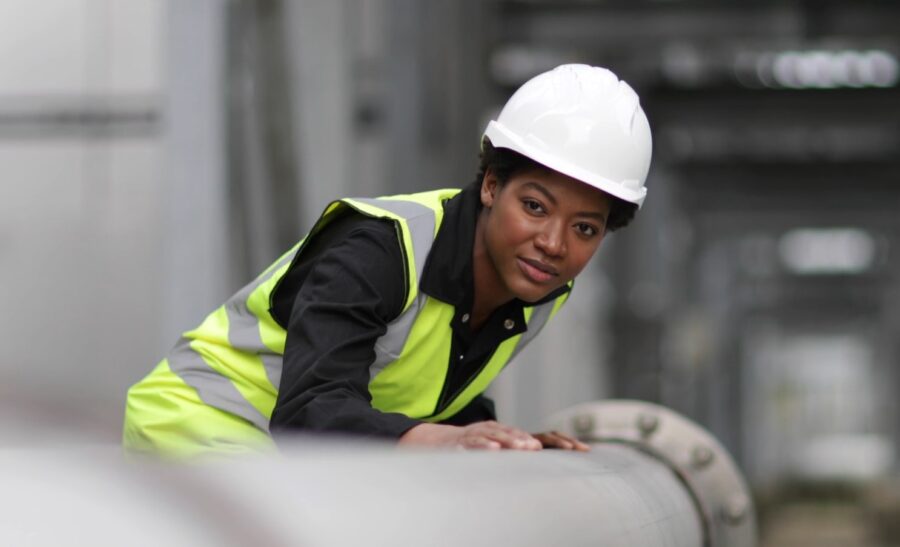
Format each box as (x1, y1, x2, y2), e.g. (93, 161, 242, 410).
(0, 1, 898, 545)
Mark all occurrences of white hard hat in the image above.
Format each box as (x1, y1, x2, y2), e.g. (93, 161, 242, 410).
(483, 64, 652, 207)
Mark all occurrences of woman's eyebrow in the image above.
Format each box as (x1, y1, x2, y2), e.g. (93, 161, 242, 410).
(577, 211, 607, 221)
(521, 181, 557, 205)
(521, 181, 606, 220)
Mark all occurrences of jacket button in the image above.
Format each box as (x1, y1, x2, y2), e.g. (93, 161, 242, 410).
(504, 319, 515, 330)
(461, 313, 470, 323)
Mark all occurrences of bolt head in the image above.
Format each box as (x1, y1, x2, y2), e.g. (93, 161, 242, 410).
(636, 414, 659, 436)
(721, 494, 749, 525)
(690, 445, 715, 469)
(573, 414, 594, 435)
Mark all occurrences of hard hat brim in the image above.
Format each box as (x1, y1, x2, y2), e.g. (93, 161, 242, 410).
(484, 121, 647, 208)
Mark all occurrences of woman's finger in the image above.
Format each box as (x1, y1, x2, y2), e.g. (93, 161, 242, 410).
(461, 435, 502, 450)
(533, 431, 590, 451)
(470, 422, 540, 450)
(550, 431, 590, 452)
(533, 432, 571, 449)
(483, 428, 540, 450)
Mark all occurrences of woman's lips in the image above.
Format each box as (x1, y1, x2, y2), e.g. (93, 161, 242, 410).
(517, 257, 559, 284)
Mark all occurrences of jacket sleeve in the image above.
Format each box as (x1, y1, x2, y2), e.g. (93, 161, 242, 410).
(438, 394, 497, 426)
(269, 216, 421, 440)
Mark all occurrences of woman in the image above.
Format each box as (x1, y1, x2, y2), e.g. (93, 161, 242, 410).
(123, 64, 652, 457)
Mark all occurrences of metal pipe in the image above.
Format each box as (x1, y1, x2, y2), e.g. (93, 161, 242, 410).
(0, 401, 755, 546)
(547, 400, 758, 547)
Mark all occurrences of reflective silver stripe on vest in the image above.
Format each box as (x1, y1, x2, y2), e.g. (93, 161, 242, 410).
(350, 199, 439, 382)
(170, 249, 297, 432)
(369, 292, 429, 381)
(167, 337, 271, 431)
(223, 248, 297, 389)
(351, 198, 436, 283)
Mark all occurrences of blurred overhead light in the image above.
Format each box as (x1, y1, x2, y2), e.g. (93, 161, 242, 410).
(860, 49, 899, 87)
(661, 43, 705, 87)
(778, 228, 876, 275)
(744, 49, 898, 90)
(772, 51, 801, 88)
(753, 53, 777, 88)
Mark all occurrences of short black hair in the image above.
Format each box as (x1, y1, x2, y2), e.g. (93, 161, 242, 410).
(476, 138, 637, 232)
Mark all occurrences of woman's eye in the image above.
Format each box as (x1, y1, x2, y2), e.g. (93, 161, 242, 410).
(523, 199, 544, 213)
(576, 223, 598, 237)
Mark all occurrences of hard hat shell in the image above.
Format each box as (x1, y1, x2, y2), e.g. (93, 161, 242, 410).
(484, 64, 652, 207)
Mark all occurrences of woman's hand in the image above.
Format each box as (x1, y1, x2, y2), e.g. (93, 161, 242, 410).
(531, 430, 591, 451)
(399, 421, 542, 450)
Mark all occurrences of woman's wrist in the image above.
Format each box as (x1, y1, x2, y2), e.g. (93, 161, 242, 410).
(398, 423, 458, 446)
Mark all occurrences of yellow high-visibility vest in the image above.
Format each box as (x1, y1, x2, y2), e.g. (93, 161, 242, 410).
(123, 189, 569, 457)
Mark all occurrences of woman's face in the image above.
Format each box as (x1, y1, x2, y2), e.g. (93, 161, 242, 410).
(477, 167, 613, 304)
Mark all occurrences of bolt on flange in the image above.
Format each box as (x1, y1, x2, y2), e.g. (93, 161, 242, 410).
(636, 413, 659, 437)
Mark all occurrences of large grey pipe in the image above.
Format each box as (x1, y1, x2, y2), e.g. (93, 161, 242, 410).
(0, 401, 755, 546)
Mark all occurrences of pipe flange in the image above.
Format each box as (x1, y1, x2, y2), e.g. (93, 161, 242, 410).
(546, 400, 757, 547)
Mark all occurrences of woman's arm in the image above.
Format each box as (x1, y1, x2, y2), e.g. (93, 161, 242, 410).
(270, 216, 420, 439)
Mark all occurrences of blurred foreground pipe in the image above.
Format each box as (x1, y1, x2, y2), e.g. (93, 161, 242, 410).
(0, 401, 755, 547)
(547, 400, 758, 547)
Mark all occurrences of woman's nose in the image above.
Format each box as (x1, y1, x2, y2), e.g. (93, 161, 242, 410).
(535, 221, 566, 257)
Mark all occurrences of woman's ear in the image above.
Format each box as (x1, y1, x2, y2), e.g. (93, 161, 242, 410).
(481, 169, 499, 208)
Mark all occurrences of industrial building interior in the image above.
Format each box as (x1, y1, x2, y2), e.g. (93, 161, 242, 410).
(1, 1, 898, 545)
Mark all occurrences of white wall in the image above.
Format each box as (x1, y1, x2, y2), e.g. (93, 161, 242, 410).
(0, 0, 166, 437)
